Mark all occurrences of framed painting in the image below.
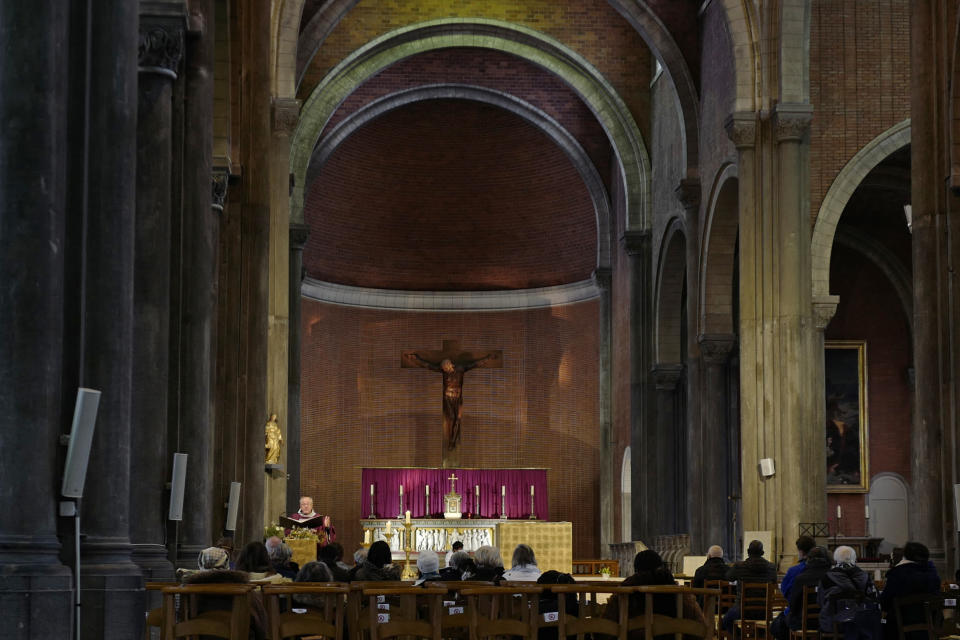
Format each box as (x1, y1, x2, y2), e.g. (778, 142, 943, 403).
(825, 341, 869, 492)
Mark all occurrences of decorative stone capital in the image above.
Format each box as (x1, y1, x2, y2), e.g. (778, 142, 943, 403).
(592, 267, 612, 292)
(812, 294, 840, 331)
(620, 230, 650, 256)
(698, 333, 736, 364)
(138, 25, 184, 78)
(772, 103, 813, 142)
(674, 178, 701, 212)
(211, 169, 229, 212)
(290, 223, 309, 251)
(272, 98, 301, 135)
(724, 111, 757, 149)
(652, 363, 684, 391)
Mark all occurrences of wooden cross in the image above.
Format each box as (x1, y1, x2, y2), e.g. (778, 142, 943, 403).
(401, 340, 503, 468)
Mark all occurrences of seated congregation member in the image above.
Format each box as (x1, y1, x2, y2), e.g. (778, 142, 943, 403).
(818, 545, 881, 640)
(439, 550, 470, 581)
(215, 536, 237, 569)
(183, 546, 268, 640)
(414, 550, 442, 585)
(236, 540, 287, 583)
(329, 542, 351, 572)
(770, 546, 831, 640)
(265, 536, 299, 580)
(780, 535, 816, 604)
(354, 540, 401, 581)
(462, 545, 505, 582)
(692, 545, 729, 588)
(348, 547, 368, 581)
(536, 570, 578, 640)
(603, 550, 705, 639)
(880, 541, 941, 640)
(502, 543, 541, 581)
(319, 543, 352, 582)
(292, 561, 335, 610)
(722, 539, 778, 631)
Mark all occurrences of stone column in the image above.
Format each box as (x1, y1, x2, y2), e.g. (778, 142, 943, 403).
(622, 230, 652, 544)
(652, 363, 684, 535)
(79, 1, 144, 637)
(909, 0, 946, 563)
(176, 0, 217, 566)
(287, 224, 309, 511)
(595, 267, 615, 555)
(0, 2, 74, 636)
(130, 6, 184, 582)
(697, 334, 736, 553)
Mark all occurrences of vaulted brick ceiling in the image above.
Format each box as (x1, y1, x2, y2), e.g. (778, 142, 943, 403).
(302, 98, 597, 291)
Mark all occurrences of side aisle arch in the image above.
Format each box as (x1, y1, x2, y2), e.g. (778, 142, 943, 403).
(289, 19, 652, 233)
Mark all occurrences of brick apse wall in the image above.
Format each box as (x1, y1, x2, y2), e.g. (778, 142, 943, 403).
(300, 300, 601, 557)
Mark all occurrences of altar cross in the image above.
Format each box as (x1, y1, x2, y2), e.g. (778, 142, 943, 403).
(448, 473, 458, 494)
(401, 340, 503, 468)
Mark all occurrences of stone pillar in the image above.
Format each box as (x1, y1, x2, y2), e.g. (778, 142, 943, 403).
(130, 5, 184, 582)
(80, 1, 144, 637)
(0, 2, 74, 636)
(697, 334, 736, 553)
(622, 230, 652, 544)
(652, 363, 684, 535)
(726, 105, 823, 566)
(595, 267, 615, 555)
(909, 0, 946, 563)
(287, 224, 309, 511)
(176, 0, 217, 566)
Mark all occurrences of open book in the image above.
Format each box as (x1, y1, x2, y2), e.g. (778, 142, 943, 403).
(280, 514, 323, 530)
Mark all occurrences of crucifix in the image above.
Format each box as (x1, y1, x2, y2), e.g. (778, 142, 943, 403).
(401, 340, 503, 468)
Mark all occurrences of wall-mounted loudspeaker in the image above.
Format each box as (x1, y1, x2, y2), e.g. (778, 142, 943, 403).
(759, 458, 776, 478)
(168, 453, 188, 521)
(225, 482, 241, 531)
(61, 388, 102, 498)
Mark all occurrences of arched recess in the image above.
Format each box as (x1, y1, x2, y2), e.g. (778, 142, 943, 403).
(699, 163, 739, 336)
(273, 0, 307, 98)
(621, 446, 632, 542)
(656, 218, 688, 364)
(307, 84, 611, 269)
(868, 472, 910, 553)
(289, 19, 651, 232)
(811, 119, 911, 300)
(777, 0, 811, 105)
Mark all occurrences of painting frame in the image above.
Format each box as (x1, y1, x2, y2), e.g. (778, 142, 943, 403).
(825, 340, 869, 493)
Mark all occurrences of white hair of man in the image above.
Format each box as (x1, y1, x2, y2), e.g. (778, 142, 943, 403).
(354, 547, 368, 565)
(833, 545, 857, 565)
(265, 536, 282, 554)
(707, 545, 724, 559)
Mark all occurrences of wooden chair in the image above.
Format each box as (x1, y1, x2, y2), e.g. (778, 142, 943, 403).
(639, 585, 718, 640)
(161, 583, 257, 640)
(551, 584, 633, 640)
(892, 592, 945, 640)
(787, 585, 820, 640)
(734, 582, 773, 640)
(460, 584, 542, 640)
(429, 581, 495, 640)
(262, 582, 349, 640)
(346, 581, 403, 640)
(705, 580, 736, 640)
(362, 584, 446, 640)
(144, 581, 176, 640)
(940, 588, 960, 638)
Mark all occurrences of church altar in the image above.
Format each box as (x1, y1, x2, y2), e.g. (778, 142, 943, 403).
(361, 467, 548, 519)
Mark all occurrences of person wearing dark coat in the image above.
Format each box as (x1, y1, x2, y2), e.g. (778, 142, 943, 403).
(692, 545, 730, 588)
(722, 540, 778, 631)
(182, 567, 267, 640)
(439, 550, 470, 581)
(353, 540, 402, 581)
(319, 543, 352, 582)
(817, 546, 880, 640)
(770, 546, 831, 640)
(880, 541, 941, 640)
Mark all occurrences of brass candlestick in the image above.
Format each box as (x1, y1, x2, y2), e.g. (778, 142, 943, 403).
(382, 529, 395, 551)
(400, 521, 418, 580)
(529, 493, 536, 519)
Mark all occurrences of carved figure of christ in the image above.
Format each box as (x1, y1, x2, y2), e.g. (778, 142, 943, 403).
(401, 340, 503, 466)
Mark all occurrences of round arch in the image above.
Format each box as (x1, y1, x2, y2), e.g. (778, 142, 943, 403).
(306, 84, 612, 269)
(719, 0, 761, 112)
(699, 163, 739, 336)
(656, 218, 688, 364)
(289, 19, 651, 231)
(273, 0, 307, 98)
(811, 119, 911, 300)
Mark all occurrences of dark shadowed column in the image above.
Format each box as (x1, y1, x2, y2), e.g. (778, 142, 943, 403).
(0, 1, 74, 637)
(79, 0, 144, 637)
(652, 363, 683, 536)
(622, 230, 652, 544)
(176, 0, 217, 566)
(130, 5, 184, 582)
(595, 267, 614, 554)
(287, 224, 309, 511)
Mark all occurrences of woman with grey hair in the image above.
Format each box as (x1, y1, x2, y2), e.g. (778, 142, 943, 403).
(462, 545, 504, 582)
(503, 543, 541, 581)
(439, 550, 470, 580)
(293, 561, 335, 610)
(818, 545, 880, 638)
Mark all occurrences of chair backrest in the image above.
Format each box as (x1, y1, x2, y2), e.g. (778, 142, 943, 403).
(363, 585, 446, 640)
(737, 582, 772, 622)
(348, 581, 403, 640)
(262, 582, 349, 640)
(892, 592, 944, 640)
(550, 584, 633, 640)
(637, 585, 717, 640)
(704, 580, 735, 635)
(460, 585, 543, 640)
(796, 584, 821, 634)
(940, 589, 960, 636)
(161, 583, 257, 640)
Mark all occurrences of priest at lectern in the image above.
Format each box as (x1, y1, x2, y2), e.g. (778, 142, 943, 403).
(281, 496, 336, 544)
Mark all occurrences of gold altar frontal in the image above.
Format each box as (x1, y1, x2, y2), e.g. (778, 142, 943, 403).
(284, 538, 317, 569)
(497, 521, 572, 574)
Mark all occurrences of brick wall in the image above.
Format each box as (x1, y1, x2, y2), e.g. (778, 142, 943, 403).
(300, 299, 601, 557)
(304, 99, 596, 290)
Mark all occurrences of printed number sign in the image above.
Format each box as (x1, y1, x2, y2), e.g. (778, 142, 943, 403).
(378, 603, 390, 611)
(377, 595, 386, 603)
(946, 599, 957, 607)
(543, 612, 559, 622)
(377, 613, 390, 624)
(443, 601, 456, 607)
(448, 606, 464, 615)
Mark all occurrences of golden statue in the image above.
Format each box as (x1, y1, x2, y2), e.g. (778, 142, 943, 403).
(265, 413, 282, 464)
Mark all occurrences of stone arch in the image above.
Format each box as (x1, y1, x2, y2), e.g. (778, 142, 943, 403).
(811, 119, 911, 300)
(656, 218, 688, 364)
(621, 446, 632, 542)
(699, 163, 739, 336)
(719, 0, 761, 112)
(273, 0, 306, 98)
(289, 19, 651, 232)
(307, 84, 611, 269)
